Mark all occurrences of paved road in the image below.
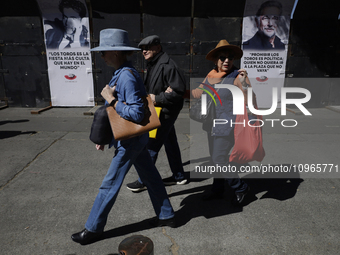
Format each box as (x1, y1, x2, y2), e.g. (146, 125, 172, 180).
(0, 105, 339, 254)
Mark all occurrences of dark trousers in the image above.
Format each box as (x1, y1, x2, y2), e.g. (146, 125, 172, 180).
(138, 114, 184, 184)
(209, 134, 248, 194)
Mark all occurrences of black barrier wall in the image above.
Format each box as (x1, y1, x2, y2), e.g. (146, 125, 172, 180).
(0, 0, 339, 107)
(0, 0, 50, 108)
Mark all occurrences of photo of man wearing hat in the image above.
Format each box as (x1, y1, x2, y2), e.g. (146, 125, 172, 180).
(126, 35, 187, 192)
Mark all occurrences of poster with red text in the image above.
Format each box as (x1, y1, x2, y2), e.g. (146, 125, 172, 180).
(241, 0, 296, 108)
(37, 0, 94, 106)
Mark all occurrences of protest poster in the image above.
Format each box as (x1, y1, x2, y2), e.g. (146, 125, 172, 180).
(37, 0, 94, 106)
(241, 0, 296, 108)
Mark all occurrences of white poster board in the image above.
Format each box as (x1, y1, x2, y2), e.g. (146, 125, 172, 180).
(241, 0, 296, 108)
(37, 0, 94, 106)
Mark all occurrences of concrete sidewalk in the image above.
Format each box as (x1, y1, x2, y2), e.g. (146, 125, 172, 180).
(0, 105, 339, 255)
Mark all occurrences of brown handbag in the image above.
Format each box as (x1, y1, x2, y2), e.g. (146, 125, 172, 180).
(106, 95, 161, 141)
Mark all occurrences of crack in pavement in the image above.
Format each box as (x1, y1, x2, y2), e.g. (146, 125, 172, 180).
(162, 227, 180, 255)
(0, 134, 67, 191)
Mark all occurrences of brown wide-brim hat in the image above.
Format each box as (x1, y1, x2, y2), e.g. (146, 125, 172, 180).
(206, 40, 243, 61)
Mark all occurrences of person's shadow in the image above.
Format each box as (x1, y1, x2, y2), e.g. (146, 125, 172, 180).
(241, 167, 304, 201)
(171, 184, 244, 227)
(81, 218, 156, 245)
(0, 120, 36, 139)
(86, 186, 242, 246)
(0, 119, 29, 126)
(169, 163, 303, 227)
(85, 164, 302, 245)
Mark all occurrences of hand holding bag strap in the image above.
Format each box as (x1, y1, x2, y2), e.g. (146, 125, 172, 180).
(106, 69, 161, 141)
(88, 68, 130, 145)
(107, 95, 161, 140)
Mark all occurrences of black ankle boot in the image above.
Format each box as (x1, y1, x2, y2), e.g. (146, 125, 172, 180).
(71, 228, 103, 245)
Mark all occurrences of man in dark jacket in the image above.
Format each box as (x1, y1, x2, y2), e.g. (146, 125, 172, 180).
(127, 35, 187, 192)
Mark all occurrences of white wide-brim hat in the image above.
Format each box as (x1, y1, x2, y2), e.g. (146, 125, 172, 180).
(90, 28, 140, 52)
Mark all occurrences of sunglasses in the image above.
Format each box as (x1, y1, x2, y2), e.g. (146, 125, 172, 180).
(219, 55, 234, 62)
(140, 45, 151, 51)
(140, 43, 159, 51)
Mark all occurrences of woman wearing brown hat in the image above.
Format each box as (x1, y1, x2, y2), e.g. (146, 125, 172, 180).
(192, 40, 252, 205)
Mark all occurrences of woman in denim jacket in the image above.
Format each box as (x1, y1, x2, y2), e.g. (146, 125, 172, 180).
(71, 29, 175, 245)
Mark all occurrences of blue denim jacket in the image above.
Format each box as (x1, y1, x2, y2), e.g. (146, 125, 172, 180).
(106, 62, 147, 148)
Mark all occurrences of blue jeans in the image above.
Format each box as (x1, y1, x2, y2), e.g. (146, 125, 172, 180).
(210, 134, 248, 194)
(85, 133, 174, 233)
(138, 115, 184, 184)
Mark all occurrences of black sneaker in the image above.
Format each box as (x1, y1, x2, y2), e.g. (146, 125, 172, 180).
(126, 180, 147, 192)
(162, 176, 187, 186)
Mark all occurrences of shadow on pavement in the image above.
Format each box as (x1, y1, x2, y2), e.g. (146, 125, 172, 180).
(182, 156, 211, 166)
(167, 184, 243, 227)
(100, 219, 153, 243)
(0, 119, 29, 126)
(88, 165, 303, 245)
(0, 130, 37, 139)
(242, 173, 304, 201)
(0, 131, 37, 139)
(0, 119, 35, 139)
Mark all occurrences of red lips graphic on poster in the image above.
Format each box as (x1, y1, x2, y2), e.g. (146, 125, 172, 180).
(65, 74, 77, 80)
(256, 76, 268, 82)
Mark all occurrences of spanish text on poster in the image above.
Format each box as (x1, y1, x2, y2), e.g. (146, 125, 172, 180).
(37, 0, 94, 106)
